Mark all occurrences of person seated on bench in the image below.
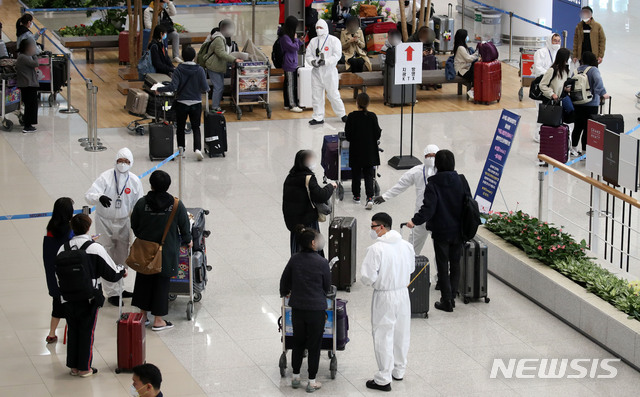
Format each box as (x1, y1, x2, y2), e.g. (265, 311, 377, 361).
(332, 0, 354, 26)
(149, 25, 175, 77)
(408, 26, 435, 57)
(453, 29, 479, 101)
(341, 16, 371, 73)
(145, 0, 181, 63)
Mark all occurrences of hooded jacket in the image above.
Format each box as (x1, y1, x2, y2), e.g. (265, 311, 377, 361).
(205, 32, 236, 73)
(345, 110, 382, 167)
(306, 20, 343, 69)
(157, 62, 209, 101)
(279, 33, 304, 72)
(85, 148, 144, 220)
(411, 170, 470, 240)
(533, 35, 559, 77)
(361, 230, 415, 291)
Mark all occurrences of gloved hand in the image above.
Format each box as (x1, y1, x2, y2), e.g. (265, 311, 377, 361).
(311, 60, 319, 68)
(317, 59, 325, 66)
(99, 195, 112, 208)
(373, 196, 385, 204)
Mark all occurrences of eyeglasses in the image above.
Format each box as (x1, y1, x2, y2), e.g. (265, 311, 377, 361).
(370, 224, 382, 229)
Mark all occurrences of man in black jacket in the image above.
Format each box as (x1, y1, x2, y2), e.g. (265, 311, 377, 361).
(406, 150, 470, 312)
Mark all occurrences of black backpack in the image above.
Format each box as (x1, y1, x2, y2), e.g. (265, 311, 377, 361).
(460, 175, 481, 241)
(55, 241, 97, 302)
(272, 36, 284, 69)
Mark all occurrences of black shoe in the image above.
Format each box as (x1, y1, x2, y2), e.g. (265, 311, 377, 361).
(107, 296, 120, 306)
(451, 299, 456, 308)
(309, 119, 324, 125)
(434, 300, 453, 312)
(122, 290, 134, 298)
(341, 115, 348, 123)
(366, 380, 391, 392)
(434, 281, 441, 290)
(22, 126, 36, 133)
(392, 375, 403, 381)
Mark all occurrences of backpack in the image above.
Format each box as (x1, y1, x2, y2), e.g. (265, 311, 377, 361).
(528, 74, 544, 101)
(55, 241, 97, 302)
(569, 66, 593, 105)
(137, 49, 156, 81)
(197, 40, 213, 67)
(271, 36, 284, 69)
(476, 41, 498, 62)
(460, 175, 481, 242)
(445, 56, 456, 80)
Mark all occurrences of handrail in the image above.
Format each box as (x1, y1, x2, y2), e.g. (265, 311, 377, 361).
(537, 154, 640, 210)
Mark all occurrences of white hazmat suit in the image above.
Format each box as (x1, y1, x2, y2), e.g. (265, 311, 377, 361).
(533, 35, 560, 77)
(361, 229, 415, 386)
(381, 144, 439, 254)
(85, 148, 143, 298)
(306, 19, 346, 122)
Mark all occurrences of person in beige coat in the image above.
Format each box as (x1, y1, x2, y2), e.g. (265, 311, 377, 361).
(572, 6, 606, 64)
(340, 17, 371, 72)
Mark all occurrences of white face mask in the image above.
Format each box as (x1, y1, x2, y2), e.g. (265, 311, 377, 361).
(315, 238, 325, 252)
(551, 44, 560, 51)
(424, 157, 435, 168)
(370, 229, 379, 240)
(116, 162, 131, 173)
(306, 162, 317, 171)
(581, 17, 590, 23)
(129, 385, 141, 397)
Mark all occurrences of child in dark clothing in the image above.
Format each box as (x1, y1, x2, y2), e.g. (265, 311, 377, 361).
(345, 93, 382, 209)
(149, 25, 174, 76)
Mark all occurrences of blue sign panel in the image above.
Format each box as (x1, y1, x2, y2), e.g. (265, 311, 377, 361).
(474, 109, 521, 212)
(552, 0, 583, 51)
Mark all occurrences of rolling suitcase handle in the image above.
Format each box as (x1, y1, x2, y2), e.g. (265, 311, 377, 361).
(599, 96, 612, 115)
(399, 223, 428, 288)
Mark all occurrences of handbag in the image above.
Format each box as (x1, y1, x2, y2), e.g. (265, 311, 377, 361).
(528, 74, 544, 101)
(537, 101, 563, 127)
(305, 175, 331, 223)
(125, 197, 179, 275)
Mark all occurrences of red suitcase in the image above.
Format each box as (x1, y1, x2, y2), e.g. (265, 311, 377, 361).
(364, 22, 397, 35)
(118, 31, 141, 65)
(115, 312, 146, 373)
(539, 124, 569, 163)
(473, 60, 501, 105)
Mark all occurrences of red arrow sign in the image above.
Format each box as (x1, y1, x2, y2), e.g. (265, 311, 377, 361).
(405, 46, 414, 62)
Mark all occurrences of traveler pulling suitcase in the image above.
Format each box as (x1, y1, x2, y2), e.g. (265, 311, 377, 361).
(125, 88, 149, 117)
(591, 97, 624, 134)
(115, 290, 146, 373)
(148, 92, 174, 161)
(539, 124, 570, 163)
(328, 217, 357, 292)
(459, 238, 490, 304)
(473, 60, 501, 105)
(297, 67, 313, 109)
(434, 3, 455, 54)
(203, 95, 228, 157)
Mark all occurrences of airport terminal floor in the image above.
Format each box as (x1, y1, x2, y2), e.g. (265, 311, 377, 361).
(1, 1, 640, 396)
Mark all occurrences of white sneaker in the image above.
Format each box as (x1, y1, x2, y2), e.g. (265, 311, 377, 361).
(195, 149, 204, 161)
(569, 147, 580, 157)
(289, 106, 303, 113)
(283, 106, 289, 110)
(467, 89, 474, 100)
(365, 200, 374, 210)
(173, 57, 183, 63)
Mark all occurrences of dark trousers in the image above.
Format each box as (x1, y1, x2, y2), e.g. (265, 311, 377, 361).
(283, 70, 298, 109)
(175, 101, 202, 151)
(572, 105, 598, 150)
(132, 273, 171, 316)
(20, 86, 38, 127)
(432, 237, 462, 301)
(347, 57, 365, 73)
(64, 300, 99, 371)
(290, 220, 324, 258)
(351, 166, 375, 199)
(291, 308, 326, 379)
(460, 60, 477, 87)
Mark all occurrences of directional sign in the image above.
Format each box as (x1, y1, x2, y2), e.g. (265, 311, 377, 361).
(394, 43, 422, 85)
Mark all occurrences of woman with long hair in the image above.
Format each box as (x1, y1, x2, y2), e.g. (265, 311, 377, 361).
(453, 29, 479, 100)
(539, 47, 572, 103)
(16, 39, 39, 133)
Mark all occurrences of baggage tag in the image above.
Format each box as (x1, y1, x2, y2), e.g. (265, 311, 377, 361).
(115, 198, 122, 209)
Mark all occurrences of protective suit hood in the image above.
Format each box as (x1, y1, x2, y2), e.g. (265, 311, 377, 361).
(315, 19, 329, 37)
(423, 144, 439, 157)
(545, 35, 560, 53)
(116, 147, 134, 168)
(376, 230, 403, 244)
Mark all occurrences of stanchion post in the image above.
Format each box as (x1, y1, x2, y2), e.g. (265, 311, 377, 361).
(562, 30, 568, 48)
(82, 205, 90, 215)
(592, 185, 600, 255)
(251, 0, 256, 43)
(178, 147, 184, 200)
(461, 0, 465, 30)
(60, 53, 79, 114)
(508, 12, 513, 63)
(537, 170, 544, 220)
(85, 83, 106, 152)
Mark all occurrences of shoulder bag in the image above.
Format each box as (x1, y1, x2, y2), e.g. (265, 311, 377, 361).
(305, 175, 331, 223)
(126, 197, 179, 275)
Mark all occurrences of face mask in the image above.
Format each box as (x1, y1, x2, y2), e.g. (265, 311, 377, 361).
(581, 17, 590, 23)
(465, 36, 469, 43)
(162, 34, 167, 40)
(116, 162, 131, 173)
(551, 44, 560, 51)
(163, 2, 168, 8)
(129, 385, 142, 397)
(306, 162, 317, 171)
(370, 229, 379, 240)
(315, 238, 326, 252)
(424, 157, 435, 168)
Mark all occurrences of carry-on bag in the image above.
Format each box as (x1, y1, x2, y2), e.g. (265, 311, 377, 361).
(126, 88, 149, 117)
(297, 67, 313, 109)
(364, 21, 397, 35)
(115, 288, 146, 373)
(336, 298, 349, 350)
(400, 223, 430, 318)
(188, 207, 210, 252)
(591, 97, 624, 134)
(537, 101, 563, 126)
(148, 91, 174, 161)
(476, 41, 499, 62)
(422, 54, 437, 71)
(458, 238, 490, 304)
(539, 124, 570, 163)
(328, 217, 357, 292)
(321, 134, 352, 181)
(143, 73, 171, 92)
(434, 3, 455, 53)
(384, 62, 416, 105)
(203, 95, 228, 157)
(473, 60, 501, 104)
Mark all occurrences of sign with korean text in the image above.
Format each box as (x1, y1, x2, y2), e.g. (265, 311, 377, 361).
(474, 110, 521, 212)
(394, 43, 423, 85)
(586, 119, 605, 175)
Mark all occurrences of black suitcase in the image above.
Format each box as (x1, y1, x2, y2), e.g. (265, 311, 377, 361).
(203, 96, 228, 157)
(146, 94, 176, 122)
(409, 255, 430, 318)
(328, 217, 357, 292)
(591, 97, 624, 134)
(149, 122, 174, 161)
(459, 238, 490, 304)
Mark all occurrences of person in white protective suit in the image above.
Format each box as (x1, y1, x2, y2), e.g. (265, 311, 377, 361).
(533, 33, 561, 77)
(373, 144, 439, 254)
(85, 148, 143, 306)
(306, 19, 348, 125)
(361, 212, 414, 392)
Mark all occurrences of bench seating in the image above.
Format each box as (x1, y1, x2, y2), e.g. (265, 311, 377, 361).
(350, 70, 471, 97)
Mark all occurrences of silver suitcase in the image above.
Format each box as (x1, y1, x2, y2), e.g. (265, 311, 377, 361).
(458, 238, 490, 304)
(125, 88, 149, 117)
(434, 4, 455, 53)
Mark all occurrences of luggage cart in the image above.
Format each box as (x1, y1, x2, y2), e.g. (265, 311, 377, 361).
(36, 54, 56, 106)
(518, 47, 537, 101)
(1, 75, 23, 131)
(169, 246, 197, 320)
(278, 285, 338, 380)
(231, 61, 271, 120)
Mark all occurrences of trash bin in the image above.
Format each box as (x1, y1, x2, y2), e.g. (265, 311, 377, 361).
(481, 9, 502, 44)
(473, 8, 484, 42)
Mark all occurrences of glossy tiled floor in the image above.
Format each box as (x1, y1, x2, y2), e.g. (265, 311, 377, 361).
(2, 1, 640, 396)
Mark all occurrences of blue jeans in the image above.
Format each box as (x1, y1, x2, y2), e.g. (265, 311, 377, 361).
(208, 70, 224, 109)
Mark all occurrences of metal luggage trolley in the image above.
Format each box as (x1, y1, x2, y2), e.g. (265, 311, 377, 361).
(278, 285, 339, 379)
(231, 60, 272, 120)
(1, 74, 23, 131)
(518, 47, 538, 101)
(36, 54, 56, 106)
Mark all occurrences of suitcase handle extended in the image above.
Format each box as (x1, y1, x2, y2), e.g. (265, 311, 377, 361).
(400, 223, 429, 287)
(599, 95, 612, 115)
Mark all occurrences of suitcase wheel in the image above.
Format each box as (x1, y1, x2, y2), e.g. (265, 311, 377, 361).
(279, 352, 287, 377)
(186, 301, 193, 320)
(115, 368, 121, 374)
(345, 286, 351, 293)
(484, 297, 490, 303)
(329, 355, 337, 379)
(194, 292, 202, 303)
(168, 294, 177, 301)
(463, 297, 470, 304)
